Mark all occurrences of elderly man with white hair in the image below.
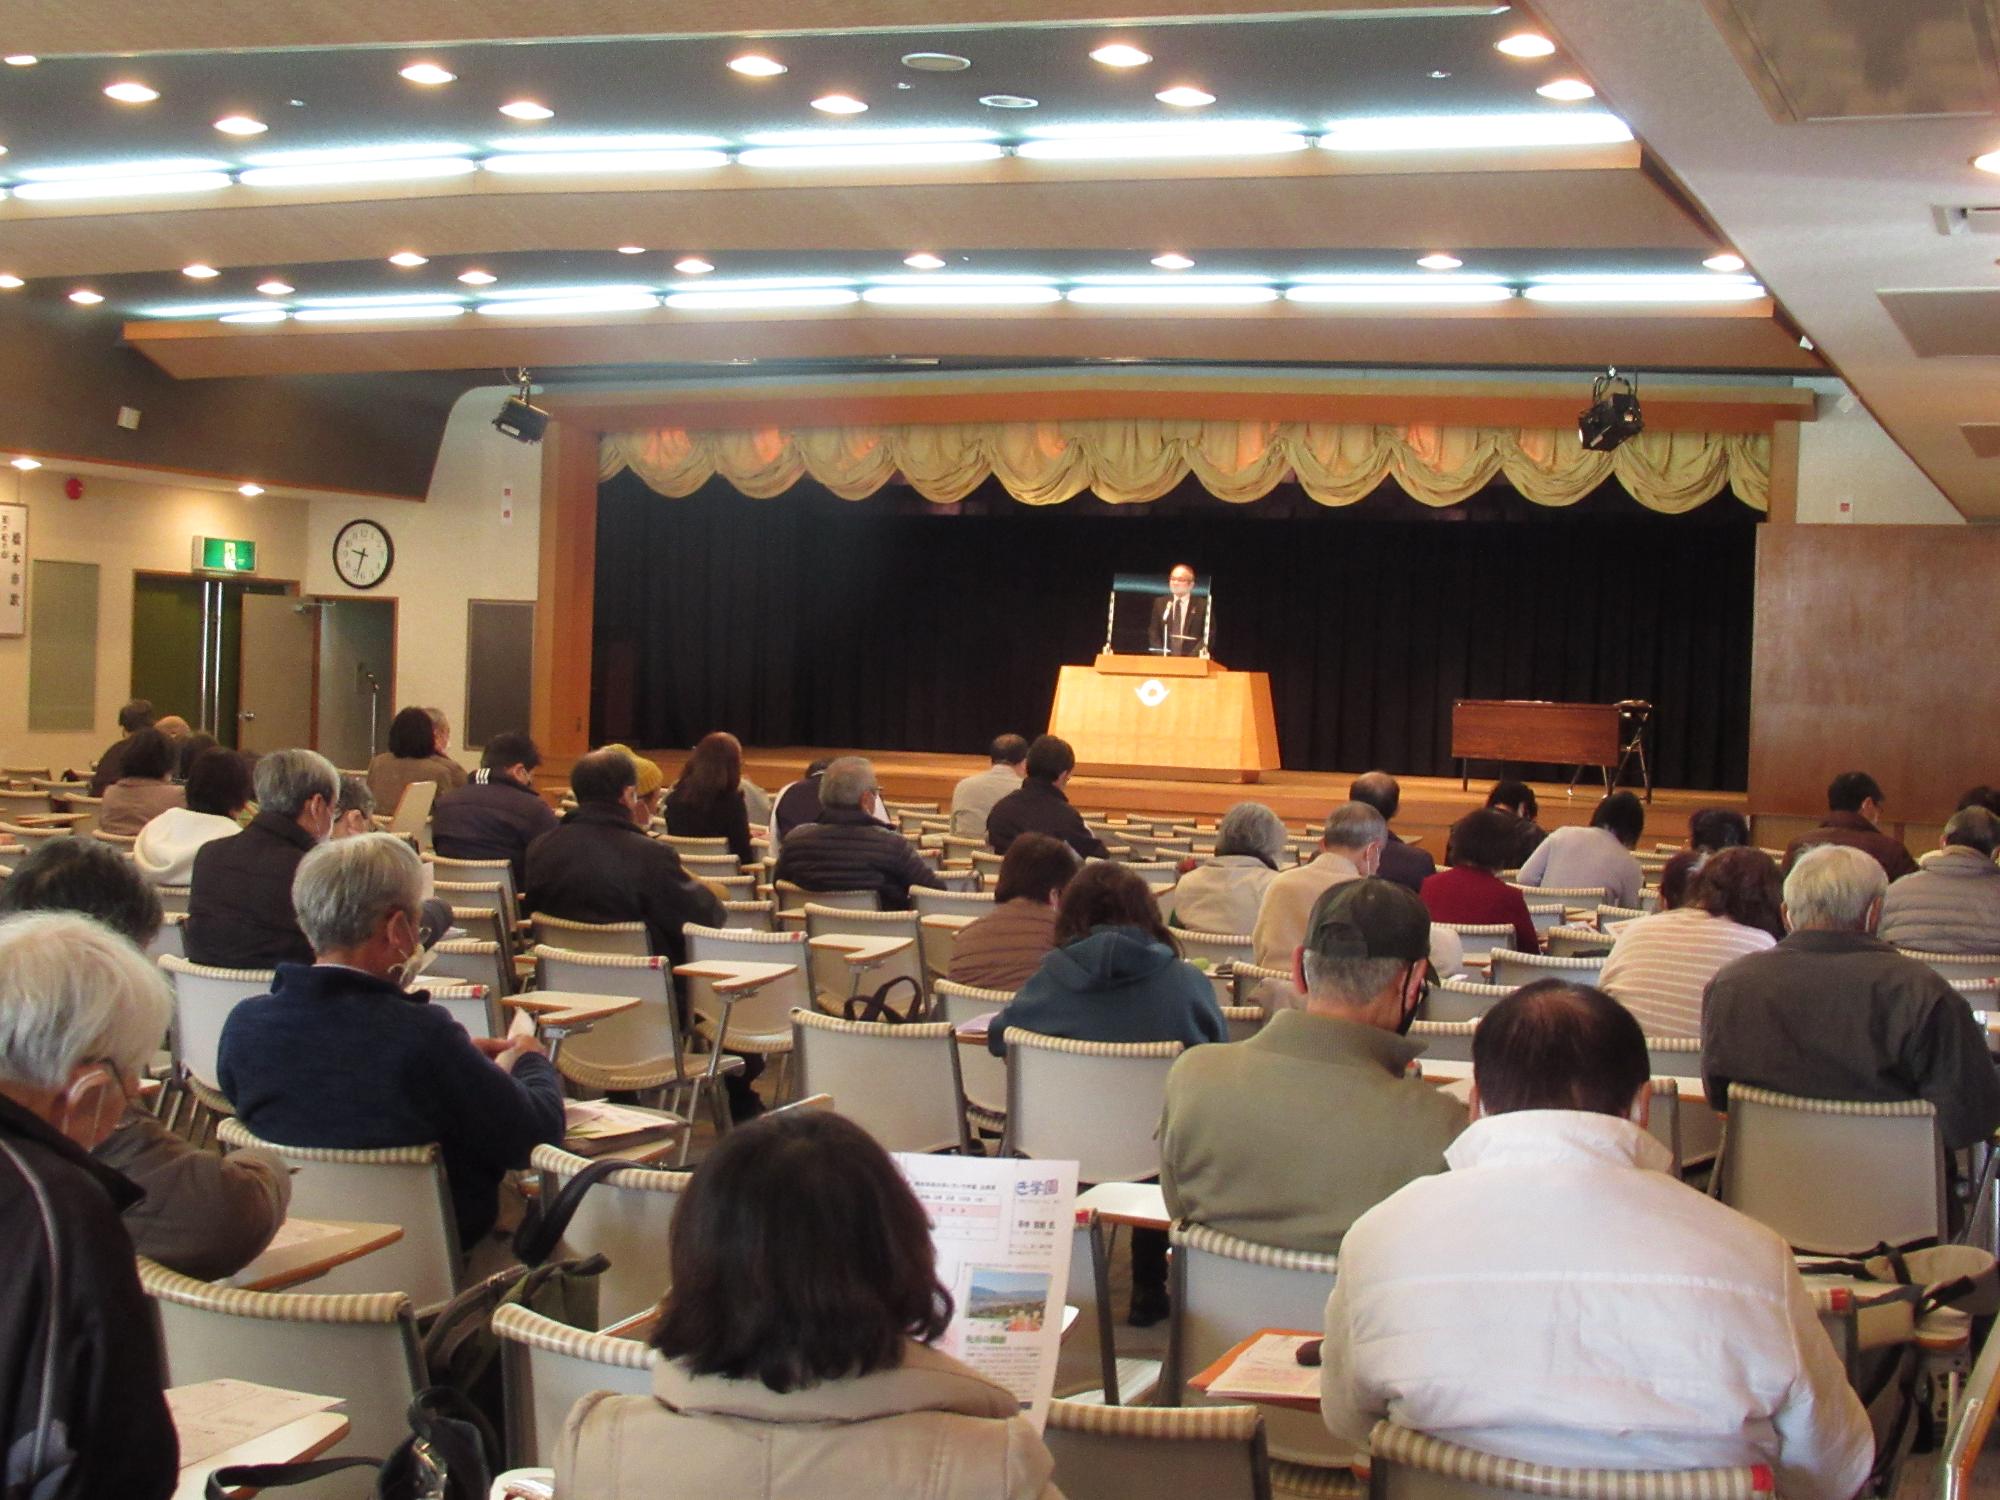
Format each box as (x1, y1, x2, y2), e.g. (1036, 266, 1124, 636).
(772, 755, 944, 910)
(1878, 805, 2000, 955)
(0, 913, 179, 1498)
(1702, 843, 2000, 1151)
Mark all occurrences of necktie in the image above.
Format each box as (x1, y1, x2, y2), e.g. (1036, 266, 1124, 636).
(1175, 598, 1185, 644)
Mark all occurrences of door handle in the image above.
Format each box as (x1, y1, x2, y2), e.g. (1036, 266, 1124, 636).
(239, 711, 256, 721)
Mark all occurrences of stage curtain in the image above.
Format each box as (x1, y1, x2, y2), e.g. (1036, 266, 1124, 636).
(602, 419, 1770, 514)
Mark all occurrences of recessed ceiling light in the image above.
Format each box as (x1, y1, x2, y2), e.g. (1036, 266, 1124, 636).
(1151, 253, 1195, 270)
(1702, 253, 1746, 272)
(903, 252, 947, 270)
(256, 280, 295, 295)
(1090, 44, 1153, 68)
(0, 275, 21, 289)
(1428, 70, 1452, 80)
(68, 290, 104, 305)
(674, 257, 715, 275)
(399, 63, 456, 86)
(238, 483, 264, 497)
(1155, 86, 1216, 108)
(980, 94, 1039, 109)
(901, 53, 971, 72)
(388, 251, 429, 267)
(10, 457, 40, 470)
(811, 94, 868, 115)
(1536, 78, 1596, 101)
(182, 263, 221, 279)
(214, 115, 268, 136)
(104, 81, 160, 104)
(1495, 32, 1557, 58)
(727, 54, 788, 78)
(1416, 253, 1464, 270)
(498, 100, 554, 121)
(616, 245, 646, 255)
(1975, 149, 2000, 174)
(4, 55, 37, 67)
(458, 269, 498, 285)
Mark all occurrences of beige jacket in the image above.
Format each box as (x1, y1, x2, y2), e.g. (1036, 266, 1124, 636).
(555, 1341, 1061, 1500)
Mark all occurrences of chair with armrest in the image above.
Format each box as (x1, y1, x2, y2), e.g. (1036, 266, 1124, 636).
(676, 925, 811, 1102)
(527, 913, 649, 957)
(493, 1303, 652, 1468)
(1432, 924, 1512, 974)
(1364, 1422, 1774, 1500)
(790, 1009, 972, 1154)
(934, 979, 1011, 1137)
(1423, 979, 1508, 1025)
(1488, 950, 1603, 990)
(531, 1144, 692, 1329)
(801, 903, 925, 1014)
(1044, 1399, 1272, 1500)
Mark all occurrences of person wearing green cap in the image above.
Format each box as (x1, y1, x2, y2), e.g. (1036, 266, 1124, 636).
(1160, 877, 1466, 1255)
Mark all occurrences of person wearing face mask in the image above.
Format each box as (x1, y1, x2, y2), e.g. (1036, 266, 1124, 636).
(1319, 981, 1873, 1500)
(184, 747, 340, 969)
(0, 911, 180, 1500)
(219, 834, 563, 1255)
(772, 756, 944, 912)
(1160, 878, 1465, 1257)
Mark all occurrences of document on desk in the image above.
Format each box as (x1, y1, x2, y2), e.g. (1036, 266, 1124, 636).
(167, 1379, 343, 1469)
(1203, 1332, 1324, 1403)
(260, 1217, 355, 1253)
(563, 1099, 671, 1139)
(895, 1153, 1077, 1431)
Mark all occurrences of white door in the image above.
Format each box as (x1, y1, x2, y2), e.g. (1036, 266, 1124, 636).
(237, 595, 316, 753)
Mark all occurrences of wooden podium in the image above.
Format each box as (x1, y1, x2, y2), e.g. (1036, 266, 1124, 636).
(1048, 655, 1280, 783)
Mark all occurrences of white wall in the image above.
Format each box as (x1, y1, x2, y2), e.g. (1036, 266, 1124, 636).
(305, 386, 543, 768)
(0, 468, 310, 771)
(1795, 378, 1963, 525)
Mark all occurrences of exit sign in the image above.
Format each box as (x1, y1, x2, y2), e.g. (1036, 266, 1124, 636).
(192, 536, 257, 574)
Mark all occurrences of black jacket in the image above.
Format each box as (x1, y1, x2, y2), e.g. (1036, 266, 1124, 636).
(0, 1095, 177, 1500)
(87, 733, 138, 797)
(432, 771, 560, 890)
(773, 805, 944, 911)
(1148, 593, 1210, 656)
(664, 784, 755, 867)
(1376, 832, 1436, 895)
(525, 803, 725, 964)
(184, 809, 318, 970)
(772, 774, 824, 843)
(986, 779, 1109, 860)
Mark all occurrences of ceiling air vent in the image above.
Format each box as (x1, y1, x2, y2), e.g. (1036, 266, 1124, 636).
(1932, 205, 2000, 236)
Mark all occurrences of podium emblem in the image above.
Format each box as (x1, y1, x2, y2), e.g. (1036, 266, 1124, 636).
(1135, 679, 1170, 707)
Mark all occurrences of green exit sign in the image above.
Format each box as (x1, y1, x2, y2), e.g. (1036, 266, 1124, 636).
(193, 536, 257, 573)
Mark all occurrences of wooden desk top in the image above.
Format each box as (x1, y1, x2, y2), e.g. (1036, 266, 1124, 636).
(953, 1012, 996, 1046)
(807, 934, 915, 965)
(920, 913, 978, 931)
(673, 959, 799, 992)
(1076, 1181, 1170, 1231)
(1188, 1328, 1323, 1413)
(230, 1219, 403, 1293)
(175, 1412, 351, 1500)
(504, 992, 641, 1027)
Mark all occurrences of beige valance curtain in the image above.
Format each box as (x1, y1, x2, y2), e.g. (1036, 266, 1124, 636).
(601, 419, 1769, 514)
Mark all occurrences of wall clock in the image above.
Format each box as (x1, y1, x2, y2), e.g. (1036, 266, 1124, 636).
(332, 518, 394, 589)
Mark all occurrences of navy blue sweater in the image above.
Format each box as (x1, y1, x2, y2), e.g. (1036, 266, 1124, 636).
(989, 925, 1226, 1056)
(217, 964, 565, 1247)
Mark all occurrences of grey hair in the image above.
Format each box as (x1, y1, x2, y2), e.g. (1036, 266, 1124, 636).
(1323, 801, 1388, 853)
(292, 833, 424, 953)
(335, 774, 375, 820)
(820, 756, 875, 810)
(1301, 952, 1409, 1009)
(1944, 807, 2000, 858)
(1783, 844, 1888, 933)
(255, 747, 340, 819)
(0, 912, 171, 1090)
(1216, 802, 1288, 866)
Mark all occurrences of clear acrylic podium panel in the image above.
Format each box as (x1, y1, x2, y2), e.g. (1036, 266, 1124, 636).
(1104, 573, 1209, 656)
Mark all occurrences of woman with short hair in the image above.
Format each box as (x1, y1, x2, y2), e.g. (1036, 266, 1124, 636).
(1513, 790, 1647, 908)
(133, 747, 253, 886)
(1166, 801, 1286, 936)
(1422, 809, 1541, 954)
(1599, 847, 1784, 1038)
(365, 705, 468, 815)
(98, 727, 185, 836)
(554, 1110, 1058, 1500)
(947, 833, 1077, 991)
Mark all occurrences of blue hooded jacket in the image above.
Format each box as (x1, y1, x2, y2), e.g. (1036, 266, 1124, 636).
(989, 924, 1226, 1056)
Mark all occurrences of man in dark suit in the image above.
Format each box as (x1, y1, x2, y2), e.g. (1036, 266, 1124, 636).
(1350, 771, 1436, 895)
(1147, 563, 1209, 657)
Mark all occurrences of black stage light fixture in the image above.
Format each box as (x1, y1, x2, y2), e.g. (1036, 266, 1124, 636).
(1577, 367, 1643, 452)
(493, 368, 550, 444)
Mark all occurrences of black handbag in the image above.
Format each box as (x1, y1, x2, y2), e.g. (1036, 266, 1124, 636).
(203, 1387, 496, 1500)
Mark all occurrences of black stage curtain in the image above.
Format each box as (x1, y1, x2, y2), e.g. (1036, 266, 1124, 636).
(593, 470, 1758, 791)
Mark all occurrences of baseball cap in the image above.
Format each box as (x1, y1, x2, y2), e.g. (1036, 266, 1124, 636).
(1304, 877, 1432, 965)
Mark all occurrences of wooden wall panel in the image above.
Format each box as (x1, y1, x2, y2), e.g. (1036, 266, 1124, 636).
(530, 420, 601, 761)
(1749, 525, 2000, 822)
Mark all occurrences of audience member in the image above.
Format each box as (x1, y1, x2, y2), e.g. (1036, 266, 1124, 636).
(366, 704, 468, 816)
(601, 742, 667, 828)
(985, 735, 1109, 860)
(774, 757, 943, 910)
(526, 749, 724, 966)
(1348, 772, 1434, 893)
(1878, 806, 2000, 954)
(1483, 779, 1546, 868)
(1782, 771, 1917, 881)
(739, 776, 773, 828)
(0, 912, 180, 1499)
(133, 746, 253, 886)
(219, 834, 563, 1251)
(87, 697, 155, 796)
(770, 758, 833, 847)
(154, 715, 192, 748)
(1516, 790, 1646, 906)
(97, 727, 184, 836)
(664, 731, 755, 866)
(949, 734, 1029, 839)
(331, 774, 375, 837)
(1320, 981, 1873, 1500)
(432, 731, 558, 889)
(1421, 810, 1539, 954)
(173, 729, 217, 781)
(1161, 878, 1464, 1253)
(1167, 801, 1286, 936)
(947, 833, 1077, 991)
(1655, 849, 1704, 911)
(554, 1110, 1057, 1500)
(1599, 847, 1782, 1039)
(184, 747, 338, 969)
(1703, 844, 2000, 1150)
(1958, 785, 2000, 818)
(1689, 807, 1751, 852)
(0, 841, 290, 1278)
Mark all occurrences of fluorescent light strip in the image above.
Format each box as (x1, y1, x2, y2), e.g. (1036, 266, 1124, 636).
(861, 284, 1061, 306)
(483, 150, 729, 175)
(739, 142, 1005, 168)
(1288, 271, 1508, 285)
(245, 141, 473, 165)
(479, 283, 657, 300)
(1066, 285, 1278, 306)
(742, 126, 999, 146)
(1070, 272, 1290, 286)
(220, 309, 289, 324)
(293, 292, 467, 308)
(1024, 118, 1304, 140)
(1319, 112, 1633, 151)
(240, 158, 476, 187)
(664, 276, 855, 293)
(480, 132, 729, 153)
(1016, 132, 1307, 161)
(1285, 284, 1515, 304)
(1528, 271, 1756, 285)
(137, 300, 277, 318)
(293, 303, 468, 322)
(12, 172, 232, 200)
(665, 288, 860, 310)
(476, 293, 661, 316)
(867, 273, 1058, 287)
(1522, 281, 1765, 304)
(14, 157, 229, 181)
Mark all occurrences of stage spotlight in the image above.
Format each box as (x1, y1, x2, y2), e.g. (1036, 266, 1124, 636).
(493, 368, 550, 444)
(1578, 367, 1643, 451)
